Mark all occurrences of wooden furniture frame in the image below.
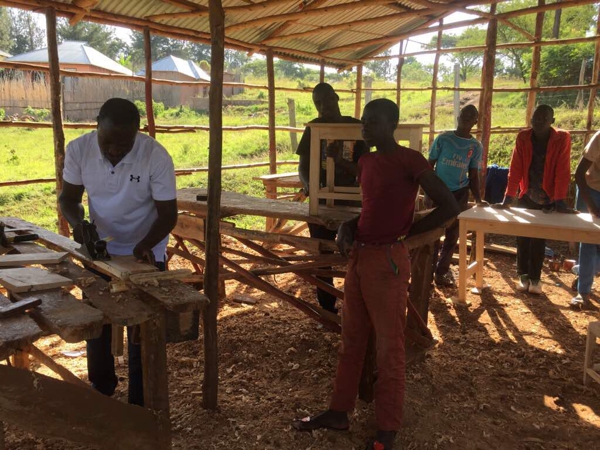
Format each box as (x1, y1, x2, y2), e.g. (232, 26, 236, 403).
(307, 123, 424, 215)
(456, 207, 600, 303)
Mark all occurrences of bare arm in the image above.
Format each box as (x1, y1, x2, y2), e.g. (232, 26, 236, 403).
(468, 167, 487, 205)
(298, 152, 310, 194)
(133, 199, 178, 264)
(408, 170, 460, 238)
(58, 181, 86, 242)
(575, 157, 599, 217)
(336, 215, 360, 258)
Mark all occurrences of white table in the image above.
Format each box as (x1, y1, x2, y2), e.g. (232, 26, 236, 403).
(457, 207, 600, 303)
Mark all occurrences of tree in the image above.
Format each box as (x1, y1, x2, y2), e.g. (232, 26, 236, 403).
(224, 49, 250, 71)
(0, 8, 12, 53)
(426, 28, 485, 82)
(9, 9, 44, 55)
(365, 49, 393, 80)
(57, 19, 125, 59)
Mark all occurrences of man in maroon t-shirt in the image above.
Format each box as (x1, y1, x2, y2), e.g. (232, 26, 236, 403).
(293, 99, 459, 449)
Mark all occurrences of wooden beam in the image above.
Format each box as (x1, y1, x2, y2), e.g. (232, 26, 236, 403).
(0, 364, 167, 450)
(25, 343, 90, 389)
(267, 50, 277, 175)
(498, 0, 600, 20)
(429, 20, 443, 147)
(396, 41, 405, 108)
(478, 2, 497, 192)
(355, 64, 363, 119)
(586, 10, 600, 144)
(143, 27, 156, 138)
(525, 0, 545, 126)
(45, 7, 69, 238)
(258, 0, 330, 43)
(148, 0, 297, 20)
(203, 0, 224, 412)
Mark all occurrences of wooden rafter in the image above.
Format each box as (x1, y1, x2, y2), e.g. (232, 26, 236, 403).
(258, 0, 330, 43)
(147, 0, 297, 20)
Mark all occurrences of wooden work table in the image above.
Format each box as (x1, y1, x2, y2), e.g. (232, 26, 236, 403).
(0, 217, 209, 450)
(457, 207, 600, 303)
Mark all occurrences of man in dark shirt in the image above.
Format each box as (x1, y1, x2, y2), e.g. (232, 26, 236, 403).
(296, 83, 369, 313)
(493, 105, 572, 294)
(293, 99, 459, 450)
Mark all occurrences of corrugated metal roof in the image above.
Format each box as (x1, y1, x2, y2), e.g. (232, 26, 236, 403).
(20, 0, 479, 68)
(137, 55, 211, 80)
(7, 41, 133, 75)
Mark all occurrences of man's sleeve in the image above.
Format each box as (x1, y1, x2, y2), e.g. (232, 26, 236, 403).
(428, 135, 441, 161)
(149, 145, 177, 201)
(470, 142, 483, 169)
(583, 131, 600, 163)
(412, 151, 433, 182)
(505, 135, 524, 198)
(62, 141, 83, 186)
(295, 127, 311, 157)
(554, 132, 572, 200)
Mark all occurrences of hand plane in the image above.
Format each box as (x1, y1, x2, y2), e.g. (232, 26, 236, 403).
(80, 220, 111, 261)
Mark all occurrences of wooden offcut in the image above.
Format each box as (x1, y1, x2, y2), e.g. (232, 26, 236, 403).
(0, 297, 41, 319)
(0, 268, 73, 293)
(0, 294, 42, 360)
(0, 252, 68, 267)
(0, 364, 168, 450)
(137, 279, 209, 313)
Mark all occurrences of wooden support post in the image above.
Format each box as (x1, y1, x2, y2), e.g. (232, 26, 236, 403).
(479, 5, 498, 199)
(10, 350, 29, 369)
(144, 27, 156, 138)
(525, 0, 545, 125)
(287, 98, 298, 151)
(267, 50, 277, 175)
(354, 64, 363, 119)
(45, 7, 69, 237)
(204, 0, 225, 411)
(396, 41, 405, 109)
(585, 12, 600, 144)
(364, 76, 373, 105)
(320, 59, 325, 83)
(429, 20, 443, 147)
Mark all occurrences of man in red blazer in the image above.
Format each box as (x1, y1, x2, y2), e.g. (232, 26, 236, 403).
(493, 104, 573, 294)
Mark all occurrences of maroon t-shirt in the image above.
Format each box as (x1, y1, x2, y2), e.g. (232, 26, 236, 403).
(355, 145, 431, 244)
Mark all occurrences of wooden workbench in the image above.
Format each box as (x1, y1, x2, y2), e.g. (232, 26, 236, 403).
(456, 207, 600, 303)
(0, 218, 209, 450)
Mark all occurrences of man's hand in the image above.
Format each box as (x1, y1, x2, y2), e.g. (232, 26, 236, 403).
(491, 196, 513, 210)
(72, 222, 84, 244)
(133, 242, 156, 266)
(336, 219, 357, 258)
(325, 141, 343, 162)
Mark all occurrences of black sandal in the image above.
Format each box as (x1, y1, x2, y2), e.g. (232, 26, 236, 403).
(292, 410, 349, 432)
(365, 431, 396, 450)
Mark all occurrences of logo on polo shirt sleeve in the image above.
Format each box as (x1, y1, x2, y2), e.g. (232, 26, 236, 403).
(130, 174, 141, 183)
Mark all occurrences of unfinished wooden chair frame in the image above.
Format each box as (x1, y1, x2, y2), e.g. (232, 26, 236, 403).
(307, 123, 424, 215)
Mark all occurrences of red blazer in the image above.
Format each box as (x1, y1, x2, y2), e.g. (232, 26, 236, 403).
(505, 127, 571, 201)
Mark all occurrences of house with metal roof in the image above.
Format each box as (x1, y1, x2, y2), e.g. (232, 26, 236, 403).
(137, 55, 210, 82)
(7, 41, 132, 75)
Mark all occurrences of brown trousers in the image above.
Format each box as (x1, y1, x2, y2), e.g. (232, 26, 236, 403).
(330, 242, 410, 431)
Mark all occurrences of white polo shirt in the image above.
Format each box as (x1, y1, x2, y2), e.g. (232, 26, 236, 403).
(63, 131, 176, 261)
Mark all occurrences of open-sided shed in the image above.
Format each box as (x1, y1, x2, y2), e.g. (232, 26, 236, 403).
(0, 1, 599, 448)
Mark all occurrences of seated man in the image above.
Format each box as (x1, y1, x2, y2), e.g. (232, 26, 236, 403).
(493, 104, 573, 295)
(293, 99, 459, 450)
(297, 82, 369, 314)
(571, 130, 600, 309)
(428, 105, 487, 287)
(59, 98, 178, 405)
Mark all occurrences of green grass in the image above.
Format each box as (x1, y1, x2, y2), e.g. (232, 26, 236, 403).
(1, 74, 597, 232)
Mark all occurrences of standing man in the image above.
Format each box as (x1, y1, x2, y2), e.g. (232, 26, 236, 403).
(59, 98, 178, 405)
(428, 105, 487, 287)
(293, 99, 459, 450)
(493, 104, 572, 294)
(296, 83, 369, 314)
(571, 130, 600, 309)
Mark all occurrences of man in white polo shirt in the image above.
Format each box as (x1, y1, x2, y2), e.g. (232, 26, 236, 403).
(59, 98, 177, 405)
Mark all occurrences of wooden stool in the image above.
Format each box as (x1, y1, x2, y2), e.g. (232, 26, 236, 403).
(584, 321, 600, 386)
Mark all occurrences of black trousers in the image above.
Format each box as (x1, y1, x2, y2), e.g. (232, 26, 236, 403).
(434, 186, 470, 276)
(307, 223, 338, 313)
(516, 196, 547, 281)
(86, 260, 165, 406)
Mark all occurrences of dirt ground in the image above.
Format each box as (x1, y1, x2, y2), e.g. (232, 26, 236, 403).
(3, 234, 600, 450)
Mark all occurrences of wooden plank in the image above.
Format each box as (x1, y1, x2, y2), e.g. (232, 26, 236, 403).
(0, 268, 73, 293)
(0, 252, 68, 266)
(0, 294, 42, 361)
(0, 364, 168, 450)
(0, 298, 41, 318)
(129, 269, 193, 285)
(137, 280, 209, 313)
(25, 343, 89, 389)
(99, 255, 158, 280)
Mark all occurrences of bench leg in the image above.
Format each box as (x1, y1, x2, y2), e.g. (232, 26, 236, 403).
(10, 350, 29, 370)
(584, 327, 596, 386)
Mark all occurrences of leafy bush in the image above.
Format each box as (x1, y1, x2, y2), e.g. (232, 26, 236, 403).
(0, 108, 5, 120)
(134, 100, 146, 116)
(133, 100, 165, 118)
(23, 106, 49, 121)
